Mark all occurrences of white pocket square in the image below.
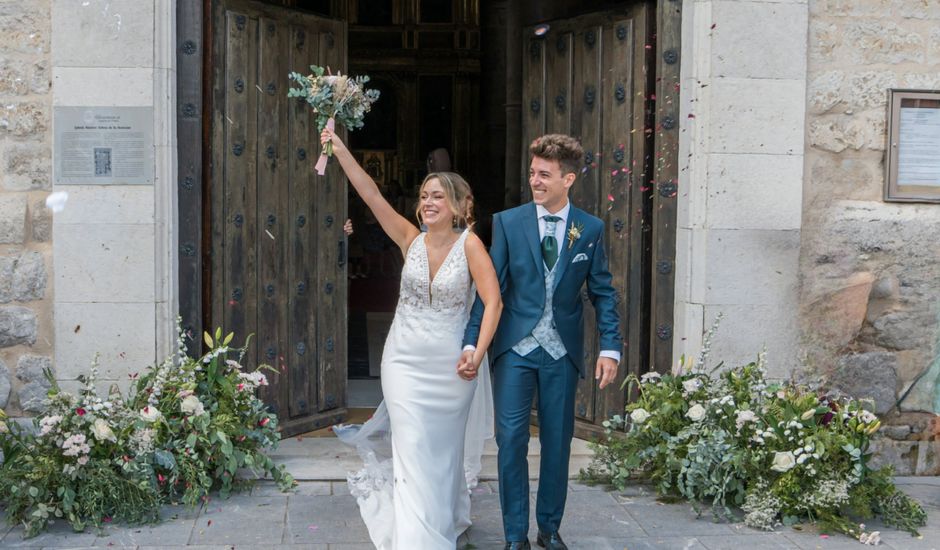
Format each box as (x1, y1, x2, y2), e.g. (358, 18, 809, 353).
(572, 253, 589, 263)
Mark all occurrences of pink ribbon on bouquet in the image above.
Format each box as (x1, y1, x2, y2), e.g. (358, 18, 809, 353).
(315, 117, 335, 176)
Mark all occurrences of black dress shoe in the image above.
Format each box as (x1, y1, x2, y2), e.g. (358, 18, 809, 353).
(536, 530, 568, 550)
(504, 540, 531, 550)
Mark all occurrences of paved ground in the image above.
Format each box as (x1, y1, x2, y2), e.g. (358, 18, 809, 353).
(1, 477, 938, 549)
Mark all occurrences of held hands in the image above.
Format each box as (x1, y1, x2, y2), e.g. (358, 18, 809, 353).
(456, 350, 478, 381)
(595, 356, 618, 389)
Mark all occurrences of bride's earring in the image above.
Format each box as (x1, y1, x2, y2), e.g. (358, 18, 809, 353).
(452, 215, 458, 227)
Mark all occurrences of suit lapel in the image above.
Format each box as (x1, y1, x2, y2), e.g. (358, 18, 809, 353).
(522, 202, 544, 279)
(552, 206, 579, 291)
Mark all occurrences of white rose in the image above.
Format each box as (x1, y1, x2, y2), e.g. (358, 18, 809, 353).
(630, 408, 651, 424)
(180, 395, 205, 416)
(770, 451, 796, 473)
(800, 409, 815, 421)
(686, 403, 706, 422)
(92, 418, 117, 442)
(735, 410, 758, 426)
(640, 372, 661, 384)
(682, 378, 702, 393)
(140, 406, 162, 422)
(858, 410, 877, 424)
(0, 421, 8, 434)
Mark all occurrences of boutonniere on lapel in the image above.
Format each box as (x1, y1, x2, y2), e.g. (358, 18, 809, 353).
(567, 222, 584, 249)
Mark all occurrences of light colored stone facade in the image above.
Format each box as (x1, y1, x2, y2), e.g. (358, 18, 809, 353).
(0, 0, 177, 415)
(48, 0, 178, 398)
(0, 0, 53, 413)
(674, 0, 808, 379)
(799, 0, 940, 474)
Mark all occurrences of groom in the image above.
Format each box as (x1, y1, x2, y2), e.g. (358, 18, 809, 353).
(460, 134, 622, 550)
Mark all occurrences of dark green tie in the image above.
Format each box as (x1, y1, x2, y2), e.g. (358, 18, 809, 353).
(542, 215, 562, 270)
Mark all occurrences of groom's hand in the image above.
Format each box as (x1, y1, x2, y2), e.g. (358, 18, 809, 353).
(595, 356, 618, 389)
(456, 350, 478, 381)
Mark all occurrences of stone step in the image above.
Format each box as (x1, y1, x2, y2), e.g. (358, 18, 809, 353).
(268, 436, 596, 481)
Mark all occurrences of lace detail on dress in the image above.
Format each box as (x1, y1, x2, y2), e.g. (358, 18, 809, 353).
(396, 230, 472, 323)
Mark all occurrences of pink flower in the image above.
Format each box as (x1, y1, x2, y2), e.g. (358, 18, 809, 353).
(237, 383, 246, 391)
(259, 417, 270, 427)
(76, 408, 86, 416)
(158, 474, 166, 484)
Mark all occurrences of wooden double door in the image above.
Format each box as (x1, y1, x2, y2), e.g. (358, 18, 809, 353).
(208, 0, 348, 435)
(521, 5, 654, 438)
(198, 0, 661, 438)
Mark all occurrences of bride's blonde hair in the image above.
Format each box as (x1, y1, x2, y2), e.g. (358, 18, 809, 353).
(415, 171, 475, 229)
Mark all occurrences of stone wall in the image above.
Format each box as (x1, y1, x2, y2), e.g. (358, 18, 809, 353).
(801, 0, 940, 474)
(0, 0, 54, 414)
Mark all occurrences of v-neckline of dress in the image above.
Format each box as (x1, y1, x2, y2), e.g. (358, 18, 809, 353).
(423, 230, 464, 303)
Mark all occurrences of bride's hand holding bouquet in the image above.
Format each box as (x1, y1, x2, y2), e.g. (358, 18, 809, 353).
(288, 65, 380, 175)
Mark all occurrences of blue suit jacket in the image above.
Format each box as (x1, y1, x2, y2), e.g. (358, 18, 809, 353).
(463, 202, 622, 376)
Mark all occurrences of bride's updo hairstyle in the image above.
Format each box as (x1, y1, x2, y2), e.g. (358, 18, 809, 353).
(416, 171, 475, 230)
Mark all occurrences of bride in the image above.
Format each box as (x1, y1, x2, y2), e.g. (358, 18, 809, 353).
(322, 128, 502, 549)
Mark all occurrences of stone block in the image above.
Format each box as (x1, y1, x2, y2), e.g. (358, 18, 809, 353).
(830, 352, 898, 414)
(3, 144, 52, 191)
(868, 438, 917, 475)
(0, 358, 10, 409)
(808, 112, 885, 153)
(881, 424, 911, 440)
(15, 354, 52, 413)
(54, 302, 156, 381)
(710, 0, 807, 80)
(807, 70, 845, 114)
(54, 223, 155, 302)
(703, 304, 801, 380)
(0, 252, 46, 303)
(871, 310, 934, 351)
(898, 355, 939, 413)
(0, 1, 50, 54)
(803, 272, 874, 352)
(31, 199, 51, 241)
(0, 102, 48, 138)
(16, 354, 51, 385)
(903, 72, 940, 91)
(808, 21, 841, 66)
(844, 21, 925, 65)
(703, 228, 801, 306)
(810, 0, 891, 17)
(808, 154, 882, 202)
(845, 71, 897, 111)
(0, 194, 27, 244)
(931, 27, 940, 64)
(12, 252, 46, 302)
(53, 185, 154, 225)
(705, 153, 803, 231)
(0, 59, 30, 95)
(709, 78, 806, 155)
(0, 306, 37, 348)
(52, 0, 153, 68)
(52, 67, 154, 107)
(896, 0, 940, 19)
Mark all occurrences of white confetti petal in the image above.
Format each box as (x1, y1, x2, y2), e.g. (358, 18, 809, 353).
(45, 191, 69, 213)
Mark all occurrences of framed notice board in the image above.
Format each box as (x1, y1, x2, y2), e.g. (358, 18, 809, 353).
(885, 89, 940, 203)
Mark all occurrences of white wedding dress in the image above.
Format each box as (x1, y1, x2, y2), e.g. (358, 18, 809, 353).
(334, 229, 494, 550)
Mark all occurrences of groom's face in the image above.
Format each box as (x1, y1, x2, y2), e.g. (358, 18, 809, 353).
(529, 156, 575, 212)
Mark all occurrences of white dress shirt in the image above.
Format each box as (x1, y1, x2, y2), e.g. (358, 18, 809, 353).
(466, 200, 621, 366)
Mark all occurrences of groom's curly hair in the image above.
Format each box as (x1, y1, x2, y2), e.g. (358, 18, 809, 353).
(529, 134, 584, 178)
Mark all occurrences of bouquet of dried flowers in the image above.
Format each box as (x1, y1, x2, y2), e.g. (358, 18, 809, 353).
(288, 65, 380, 175)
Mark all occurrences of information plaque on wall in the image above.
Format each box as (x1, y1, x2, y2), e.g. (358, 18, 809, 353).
(54, 107, 154, 185)
(885, 90, 940, 203)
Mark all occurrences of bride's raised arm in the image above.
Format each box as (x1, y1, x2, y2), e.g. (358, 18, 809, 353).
(320, 129, 420, 254)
